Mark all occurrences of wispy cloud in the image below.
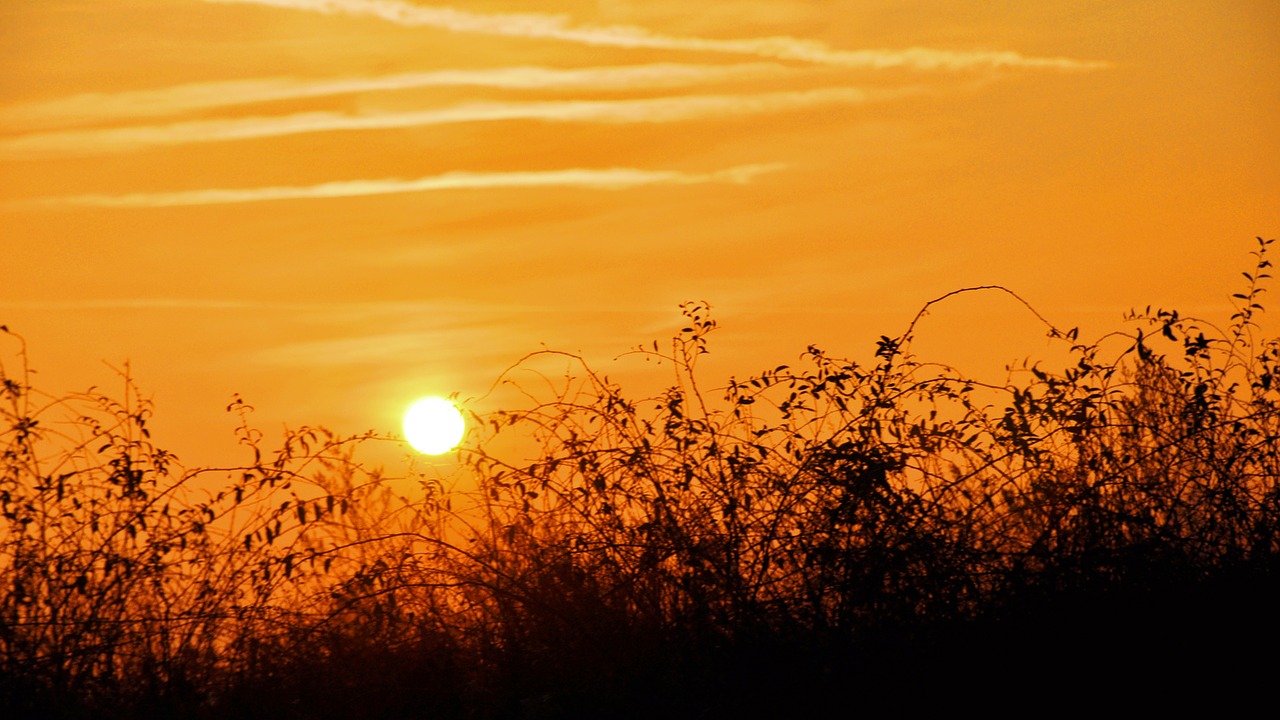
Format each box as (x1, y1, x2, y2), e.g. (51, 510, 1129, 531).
(0, 298, 261, 310)
(255, 331, 488, 367)
(0, 297, 687, 316)
(0, 87, 895, 159)
(204, 0, 1109, 71)
(0, 63, 788, 131)
(15, 164, 786, 208)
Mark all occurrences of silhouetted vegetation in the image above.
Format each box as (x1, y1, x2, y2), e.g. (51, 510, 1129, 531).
(3, 238, 1278, 718)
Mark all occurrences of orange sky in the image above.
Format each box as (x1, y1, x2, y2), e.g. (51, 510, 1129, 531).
(2, 0, 1278, 470)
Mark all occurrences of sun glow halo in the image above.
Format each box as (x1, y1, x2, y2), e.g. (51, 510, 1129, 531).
(403, 397, 465, 455)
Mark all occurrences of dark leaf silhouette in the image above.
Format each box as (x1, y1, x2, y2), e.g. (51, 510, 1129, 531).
(2, 237, 1278, 718)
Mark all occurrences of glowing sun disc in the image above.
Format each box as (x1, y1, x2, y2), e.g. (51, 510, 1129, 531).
(403, 397, 465, 455)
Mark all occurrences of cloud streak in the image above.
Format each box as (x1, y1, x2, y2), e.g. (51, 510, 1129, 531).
(17, 164, 786, 208)
(0, 87, 894, 159)
(204, 0, 1109, 71)
(0, 63, 789, 131)
(0, 297, 692, 316)
(0, 298, 261, 310)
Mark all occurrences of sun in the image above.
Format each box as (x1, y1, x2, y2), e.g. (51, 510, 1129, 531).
(403, 397, 465, 455)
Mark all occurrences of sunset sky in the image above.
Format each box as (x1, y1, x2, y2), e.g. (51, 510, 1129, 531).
(2, 0, 1277, 469)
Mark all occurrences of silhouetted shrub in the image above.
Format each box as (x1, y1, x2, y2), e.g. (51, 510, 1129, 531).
(2, 237, 1277, 717)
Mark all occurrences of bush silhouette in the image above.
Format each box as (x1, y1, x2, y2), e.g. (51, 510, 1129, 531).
(2, 238, 1278, 718)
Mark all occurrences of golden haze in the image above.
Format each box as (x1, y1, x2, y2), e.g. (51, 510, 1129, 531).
(1, 0, 1277, 468)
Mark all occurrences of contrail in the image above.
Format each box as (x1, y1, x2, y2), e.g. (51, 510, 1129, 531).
(0, 63, 789, 131)
(16, 164, 787, 208)
(0, 87, 895, 159)
(202, 0, 1109, 71)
